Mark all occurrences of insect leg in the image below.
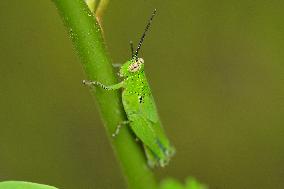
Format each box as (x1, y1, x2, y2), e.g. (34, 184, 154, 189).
(112, 120, 130, 137)
(143, 144, 159, 168)
(83, 80, 124, 90)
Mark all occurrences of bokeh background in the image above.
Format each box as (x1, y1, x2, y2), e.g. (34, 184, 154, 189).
(1, 0, 283, 188)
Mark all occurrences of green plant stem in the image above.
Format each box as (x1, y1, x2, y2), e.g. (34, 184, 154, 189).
(52, 0, 158, 188)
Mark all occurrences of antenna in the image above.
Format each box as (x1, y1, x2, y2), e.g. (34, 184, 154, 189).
(134, 9, 157, 60)
(130, 40, 134, 58)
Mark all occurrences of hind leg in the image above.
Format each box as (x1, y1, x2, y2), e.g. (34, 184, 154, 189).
(143, 145, 159, 168)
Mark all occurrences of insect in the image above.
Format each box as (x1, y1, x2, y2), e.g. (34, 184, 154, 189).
(83, 9, 175, 167)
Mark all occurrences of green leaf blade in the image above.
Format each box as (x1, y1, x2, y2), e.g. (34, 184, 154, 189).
(0, 181, 58, 189)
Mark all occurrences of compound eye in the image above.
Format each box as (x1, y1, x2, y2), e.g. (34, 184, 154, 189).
(138, 58, 144, 64)
(128, 62, 140, 72)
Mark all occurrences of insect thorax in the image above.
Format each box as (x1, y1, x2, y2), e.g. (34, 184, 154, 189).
(124, 72, 150, 96)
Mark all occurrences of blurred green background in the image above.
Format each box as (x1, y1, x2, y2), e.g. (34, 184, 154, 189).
(0, 0, 283, 188)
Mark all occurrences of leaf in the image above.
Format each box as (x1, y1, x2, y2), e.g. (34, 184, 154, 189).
(185, 177, 208, 189)
(160, 177, 208, 189)
(0, 181, 58, 189)
(159, 178, 185, 189)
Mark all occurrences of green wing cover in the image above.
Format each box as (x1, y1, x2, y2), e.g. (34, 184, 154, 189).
(122, 91, 174, 166)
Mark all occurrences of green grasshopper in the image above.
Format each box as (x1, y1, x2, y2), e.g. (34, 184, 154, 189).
(83, 9, 175, 167)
